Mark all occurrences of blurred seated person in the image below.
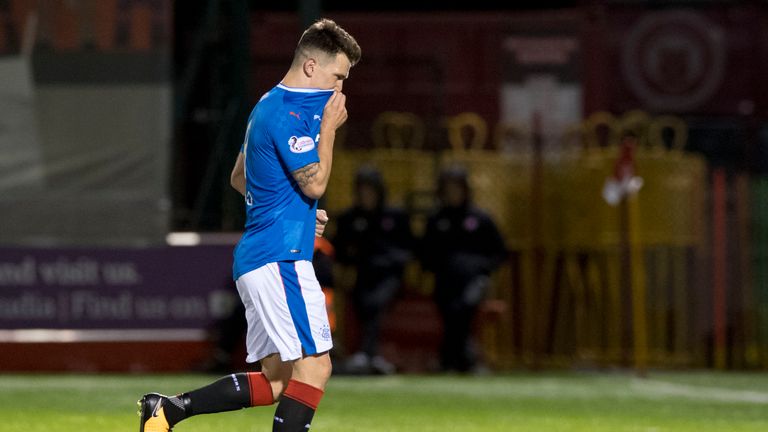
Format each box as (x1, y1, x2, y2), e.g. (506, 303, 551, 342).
(419, 164, 507, 373)
(333, 165, 414, 375)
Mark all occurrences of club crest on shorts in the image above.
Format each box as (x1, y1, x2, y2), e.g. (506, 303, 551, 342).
(320, 324, 332, 341)
(288, 135, 315, 153)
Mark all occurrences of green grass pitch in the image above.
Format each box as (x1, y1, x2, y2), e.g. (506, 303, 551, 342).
(1, 371, 767, 431)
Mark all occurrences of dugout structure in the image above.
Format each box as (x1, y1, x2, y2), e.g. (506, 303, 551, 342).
(324, 109, 713, 372)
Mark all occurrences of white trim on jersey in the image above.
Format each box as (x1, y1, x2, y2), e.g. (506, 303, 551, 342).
(235, 260, 332, 362)
(277, 83, 335, 94)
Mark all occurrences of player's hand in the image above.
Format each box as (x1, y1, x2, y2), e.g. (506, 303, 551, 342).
(315, 209, 329, 237)
(320, 91, 347, 132)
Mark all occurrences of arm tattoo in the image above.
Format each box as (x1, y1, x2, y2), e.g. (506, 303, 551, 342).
(292, 162, 320, 187)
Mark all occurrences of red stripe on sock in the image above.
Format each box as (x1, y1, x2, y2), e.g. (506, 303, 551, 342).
(282, 379, 324, 410)
(246, 372, 274, 406)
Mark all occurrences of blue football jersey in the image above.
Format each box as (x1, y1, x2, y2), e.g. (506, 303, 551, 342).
(233, 84, 334, 280)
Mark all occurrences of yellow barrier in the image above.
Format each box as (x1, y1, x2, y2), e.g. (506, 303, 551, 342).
(329, 109, 709, 371)
(445, 112, 489, 151)
(371, 111, 426, 149)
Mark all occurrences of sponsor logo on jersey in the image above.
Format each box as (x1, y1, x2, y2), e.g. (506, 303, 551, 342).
(289, 111, 301, 120)
(313, 114, 322, 121)
(288, 136, 315, 153)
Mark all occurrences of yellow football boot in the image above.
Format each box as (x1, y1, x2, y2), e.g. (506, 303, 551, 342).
(138, 393, 172, 432)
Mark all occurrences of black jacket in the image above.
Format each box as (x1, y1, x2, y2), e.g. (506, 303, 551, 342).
(419, 205, 507, 299)
(333, 205, 414, 285)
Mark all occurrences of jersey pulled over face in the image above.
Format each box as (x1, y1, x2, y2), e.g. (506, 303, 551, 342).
(233, 83, 334, 280)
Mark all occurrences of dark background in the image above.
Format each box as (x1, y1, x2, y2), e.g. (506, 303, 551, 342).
(172, 0, 768, 231)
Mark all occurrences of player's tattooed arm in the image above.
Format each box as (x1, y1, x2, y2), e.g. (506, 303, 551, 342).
(292, 162, 330, 200)
(291, 91, 345, 200)
(292, 162, 320, 187)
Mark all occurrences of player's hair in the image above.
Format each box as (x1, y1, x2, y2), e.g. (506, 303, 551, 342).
(294, 18, 361, 66)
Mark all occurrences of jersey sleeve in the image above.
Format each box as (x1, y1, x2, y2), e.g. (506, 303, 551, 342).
(270, 113, 320, 173)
